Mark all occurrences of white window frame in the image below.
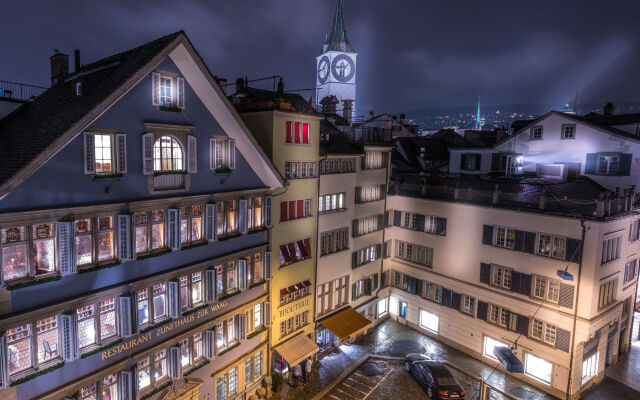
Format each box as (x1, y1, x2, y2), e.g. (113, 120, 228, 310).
(525, 352, 552, 385)
(561, 124, 576, 139)
(494, 226, 515, 249)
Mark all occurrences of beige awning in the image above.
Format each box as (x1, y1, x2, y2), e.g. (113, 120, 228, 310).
(275, 334, 319, 367)
(320, 307, 372, 342)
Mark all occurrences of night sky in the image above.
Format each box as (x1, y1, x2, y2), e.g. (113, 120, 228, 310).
(2, 0, 639, 113)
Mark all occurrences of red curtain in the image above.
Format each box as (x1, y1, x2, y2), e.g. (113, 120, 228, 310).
(294, 122, 301, 143)
(302, 123, 309, 144)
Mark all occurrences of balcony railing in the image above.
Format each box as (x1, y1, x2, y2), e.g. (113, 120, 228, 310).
(0, 80, 48, 101)
(153, 173, 185, 190)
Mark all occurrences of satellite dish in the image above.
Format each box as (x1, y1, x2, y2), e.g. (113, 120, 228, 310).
(493, 346, 524, 373)
(557, 265, 574, 281)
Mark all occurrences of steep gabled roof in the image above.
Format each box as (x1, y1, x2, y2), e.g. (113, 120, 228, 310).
(322, 0, 356, 53)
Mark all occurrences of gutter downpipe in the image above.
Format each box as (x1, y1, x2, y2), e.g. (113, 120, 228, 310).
(312, 154, 328, 350)
(566, 218, 586, 400)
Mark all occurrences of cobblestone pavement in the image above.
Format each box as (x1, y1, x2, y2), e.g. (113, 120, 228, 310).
(580, 376, 640, 400)
(604, 312, 640, 392)
(271, 318, 558, 400)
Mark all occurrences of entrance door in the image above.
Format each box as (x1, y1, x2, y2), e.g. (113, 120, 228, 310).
(606, 339, 613, 366)
(619, 328, 627, 354)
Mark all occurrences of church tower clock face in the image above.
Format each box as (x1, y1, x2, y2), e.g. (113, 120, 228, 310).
(318, 56, 330, 84)
(331, 54, 355, 82)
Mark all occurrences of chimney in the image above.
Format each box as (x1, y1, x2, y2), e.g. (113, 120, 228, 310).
(400, 114, 406, 124)
(369, 110, 374, 119)
(604, 102, 614, 116)
(50, 50, 69, 86)
(74, 49, 81, 72)
(320, 95, 339, 114)
(276, 77, 284, 99)
(342, 99, 354, 125)
(235, 77, 245, 93)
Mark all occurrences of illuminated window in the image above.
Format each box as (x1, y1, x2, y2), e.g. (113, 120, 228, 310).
(1, 226, 28, 281)
(530, 126, 543, 140)
(525, 353, 552, 384)
(36, 316, 59, 364)
(137, 288, 149, 326)
(483, 336, 508, 361)
(192, 271, 203, 305)
(581, 352, 599, 383)
(561, 124, 575, 139)
(75, 219, 93, 266)
(180, 275, 189, 310)
(153, 283, 167, 321)
(153, 136, 183, 171)
(159, 76, 173, 106)
(80, 383, 97, 400)
(193, 332, 203, 360)
(419, 309, 439, 333)
(94, 134, 113, 173)
(6, 324, 32, 374)
(537, 234, 566, 259)
(99, 298, 117, 339)
(490, 264, 512, 289)
(226, 200, 238, 234)
(32, 223, 56, 275)
(102, 374, 118, 400)
(462, 296, 475, 315)
(154, 349, 167, 382)
(180, 339, 190, 367)
(137, 358, 151, 390)
(285, 121, 310, 144)
(77, 305, 96, 348)
(495, 226, 515, 249)
(97, 216, 115, 261)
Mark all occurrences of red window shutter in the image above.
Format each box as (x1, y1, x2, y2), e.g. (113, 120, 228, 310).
(280, 202, 288, 222)
(286, 121, 292, 143)
(297, 240, 308, 258)
(297, 200, 304, 218)
(303, 238, 312, 259)
(294, 122, 301, 143)
(287, 243, 298, 261)
(280, 244, 292, 263)
(302, 123, 309, 144)
(289, 201, 296, 220)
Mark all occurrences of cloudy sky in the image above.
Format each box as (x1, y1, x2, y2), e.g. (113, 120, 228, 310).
(2, 0, 639, 114)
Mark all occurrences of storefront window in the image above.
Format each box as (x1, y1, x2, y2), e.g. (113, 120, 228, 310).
(33, 223, 55, 274)
(80, 383, 97, 400)
(153, 283, 167, 321)
(36, 316, 59, 364)
(525, 353, 552, 384)
(483, 336, 507, 361)
(378, 298, 387, 316)
(99, 298, 117, 339)
(192, 271, 203, 305)
(102, 374, 118, 400)
(137, 288, 149, 326)
(77, 305, 96, 348)
(137, 358, 151, 390)
(155, 349, 167, 381)
(6, 324, 32, 374)
(98, 216, 115, 261)
(1, 226, 28, 281)
(75, 219, 93, 266)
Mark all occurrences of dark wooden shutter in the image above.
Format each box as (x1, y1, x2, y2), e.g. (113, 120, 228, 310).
(385, 210, 391, 227)
(280, 202, 288, 222)
(475, 154, 482, 170)
(380, 184, 386, 200)
(352, 219, 359, 238)
(382, 152, 388, 168)
(477, 301, 488, 321)
(565, 239, 582, 263)
(441, 288, 452, 307)
(460, 154, 467, 170)
(352, 283, 357, 301)
(524, 231, 537, 254)
(585, 153, 597, 174)
(516, 315, 529, 336)
(480, 263, 491, 284)
(555, 328, 571, 352)
(416, 214, 426, 232)
(514, 230, 526, 252)
(393, 210, 402, 227)
(619, 154, 632, 176)
(510, 271, 523, 294)
(352, 252, 358, 269)
(416, 279, 423, 296)
(355, 186, 362, 203)
(451, 292, 461, 311)
(558, 283, 575, 309)
(377, 215, 384, 232)
(373, 273, 379, 290)
(491, 153, 500, 172)
(482, 225, 494, 245)
(521, 274, 532, 296)
(364, 279, 372, 295)
(376, 244, 382, 259)
(436, 217, 447, 236)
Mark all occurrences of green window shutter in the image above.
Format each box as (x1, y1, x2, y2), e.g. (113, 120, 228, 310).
(382, 152, 388, 168)
(361, 156, 366, 170)
(352, 283, 357, 301)
(376, 244, 382, 259)
(380, 184, 386, 200)
(352, 252, 358, 269)
(377, 214, 384, 231)
(352, 219, 359, 238)
(355, 186, 362, 204)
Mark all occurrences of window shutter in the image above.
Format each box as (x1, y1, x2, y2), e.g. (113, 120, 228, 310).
(482, 225, 494, 245)
(383, 240, 391, 258)
(118, 370, 132, 400)
(83, 132, 96, 174)
(168, 346, 182, 379)
(510, 271, 523, 294)
(187, 135, 197, 173)
(555, 328, 571, 352)
(416, 214, 426, 232)
(558, 283, 575, 309)
(514, 230, 526, 251)
(205, 269, 216, 303)
(204, 330, 215, 360)
(352, 252, 358, 269)
(239, 199, 248, 234)
(263, 252, 272, 280)
(168, 280, 180, 318)
(142, 132, 154, 175)
(238, 258, 248, 290)
(477, 301, 488, 321)
(382, 151, 388, 168)
(491, 153, 500, 172)
(479, 263, 491, 284)
(373, 273, 379, 290)
(265, 196, 272, 228)
(451, 292, 461, 310)
(117, 215, 132, 261)
(436, 217, 447, 236)
(364, 278, 371, 295)
(176, 77, 185, 109)
(114, 134, 127, 173)
(60, 313, 78, 361)
(377, 214, 384, 232)
(516, 315, 529, 336)
(0, 334, 6, 388)
(441, 288, 452, 307)
(352, 283, 357, 301)
(585, 153, 597, 174)
(280, 202, 288, 222)
(376, 243, 382, 259)
(352, 219, 359, 238)
(238, 314, 247, 341)
(58, 221, 76, 276)
(205, 203, 216, 241)
(228, 139, 236, 169)
(361, 156, 366, 170)
(152, 72, 161, 106)
(524, 231, 536, 254)
(619, 153, 632, 176)
(119, 296, 133, 337)
(168, 208, 180, 250)
(380, 184, 386, 200)
(565, 239, 582, 263)
(355, 186, 362, 203)
(521, 274, 532, 295)
(393, 210, 402, 227)
(210, 138, 216, 170)
(264, 302, 272, 326)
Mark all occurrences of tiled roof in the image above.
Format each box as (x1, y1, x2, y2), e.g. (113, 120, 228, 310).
(584, 112, 640, 126)
(0, 31, 183, 186)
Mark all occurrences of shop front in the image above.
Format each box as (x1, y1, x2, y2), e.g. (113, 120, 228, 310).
(272, 333, 319, 376)
(316, 306, 372, 348)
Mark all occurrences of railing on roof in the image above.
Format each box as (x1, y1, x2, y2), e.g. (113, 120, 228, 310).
(0, 80, 48, 101)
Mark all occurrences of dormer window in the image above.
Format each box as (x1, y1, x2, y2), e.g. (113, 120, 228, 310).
(209, 137, 236, 173)
(83, 132, 127, 176)
(152, 72, 185, 110)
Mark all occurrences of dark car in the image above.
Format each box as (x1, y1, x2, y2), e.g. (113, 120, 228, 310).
(404, 353, 465, 399)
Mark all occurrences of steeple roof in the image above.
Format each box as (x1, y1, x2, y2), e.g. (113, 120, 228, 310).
(323, 0, 356, 54)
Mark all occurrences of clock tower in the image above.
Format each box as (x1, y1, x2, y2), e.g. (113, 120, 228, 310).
(316, 0, 357, 117)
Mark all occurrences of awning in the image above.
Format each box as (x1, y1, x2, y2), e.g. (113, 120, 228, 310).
(320, 307, 372, 342)
(282, 280, 311, 295)
(275, 334, 319, 367)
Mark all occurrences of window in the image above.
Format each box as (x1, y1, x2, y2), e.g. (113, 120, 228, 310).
(280, 311, 309, 337)
(488, 304, 511, 328)
(36, 316, 59, 364)
(1, 226, 28, 281)
(227, 317, 236, 344)
(180, 339, 190, 367)
(80, 383, 97, 400)
(399, 301, 407, 318)
(216, 321, 226, 349)
(94, 134, 113, 173)
(320, 228, 348, 256)
(525, 353, 552, 384)
(561, 124, 576, 139)
(462, 295, 475, 315)
(137, 358, 151, 390)
(216, 202, 225, 238)
(153, 283, 167, 321)
(285, 121, 310, 144)
(252, 304, 262, 329)
(180, 275, 189, 310)
(102, 374, 118, 400)
(225, 263, 237, 293)
(320, 158, 356, 174)
(490, 264, 512, 289)
(530, 318, 557, 345)
(97, 216, 115, 262)
(629, 220, 640, 242)
(396, 240, 433, 267)
(419, 309, 439, 333)
(248, 196, 263, 230)
(532, 276, 560, 303)
(530, 126, 543, 140)
(152, 72, 184, 108)
(495, 226, 515, 249)
(32, 223, 56, 275)
(77, 305, 96, 348)
(6, 324, 32, 374)
(318, 192, 346, 213)
(215, 261, 241, 295)
(356, 215, 381, 236)
(483, 336, 508, 361)
(378, 298, 387, 316)
(75, 219, 93, 266)
(358, 185, 382, 203)
(99, 298, 117, 339)
(137, 288, 150, 326)
(537, 234, 566, 259)
(461, 153, 481, 170)
(365, 151, 384, 169)
(211, 138, 236, 171)
(154, 349, 167, 382)
(581, 352, 599, 383)
(624, 259, 638, 284)
(598, 279, 616, 309)
(249, 253, 263, 283)
(159, 76, 173, 107)
(135, 210, 165, 255)
(597, 153, 620, 175)
(356, 245, 379, 267)
(153, 136, 183, 171)
(226, 200, 238, 235)
(180, 205, 203, 246)
(333, 276, 348, 309)
(279, 238, 312, 266)
(192, 271, 203, 305)
(285, 161, 316, 179)
(352, 274, 377, 300)
(601, 237, 621, 264)
(280, 199, 313, 221)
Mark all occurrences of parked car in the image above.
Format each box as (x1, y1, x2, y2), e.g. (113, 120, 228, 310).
(404, 353, 465, 399)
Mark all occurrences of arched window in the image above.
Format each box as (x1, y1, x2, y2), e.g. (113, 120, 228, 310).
(153, 136, 183, 171)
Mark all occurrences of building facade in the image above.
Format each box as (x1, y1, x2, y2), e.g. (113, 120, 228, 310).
(0, 32, 282, 400)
